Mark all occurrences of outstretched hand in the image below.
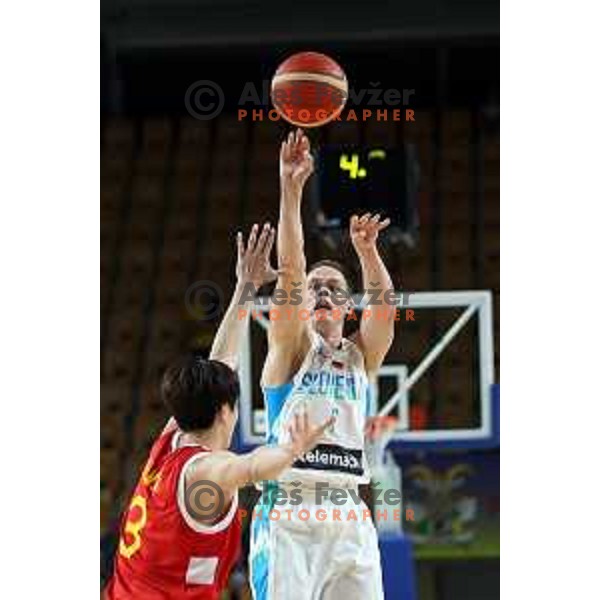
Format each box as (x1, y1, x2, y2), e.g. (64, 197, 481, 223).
(236, 223, 278, 288)
(280, 128, 314, 192)
(350, 213, 390, 255)
(287, 411, 335, 459)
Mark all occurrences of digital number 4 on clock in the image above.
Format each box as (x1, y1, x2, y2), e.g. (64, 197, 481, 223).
(338, 149, 387, 180)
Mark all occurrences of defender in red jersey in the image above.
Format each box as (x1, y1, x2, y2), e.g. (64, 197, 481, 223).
(105, 224, 333, 600)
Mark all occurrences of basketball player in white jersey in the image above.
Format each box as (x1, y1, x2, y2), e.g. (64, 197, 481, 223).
(249, 129, 395, 600)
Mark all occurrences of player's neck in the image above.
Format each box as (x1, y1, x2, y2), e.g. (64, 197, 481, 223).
(182, 428, 227, 451)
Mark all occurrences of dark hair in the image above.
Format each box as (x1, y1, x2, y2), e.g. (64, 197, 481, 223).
(308, 259, 352, 288)
(160, 354, 239, 432)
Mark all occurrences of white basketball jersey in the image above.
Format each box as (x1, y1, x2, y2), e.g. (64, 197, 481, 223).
(263, 331, 375, 487)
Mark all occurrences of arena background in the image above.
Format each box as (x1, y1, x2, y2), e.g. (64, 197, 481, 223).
(100, 1, 500, 598)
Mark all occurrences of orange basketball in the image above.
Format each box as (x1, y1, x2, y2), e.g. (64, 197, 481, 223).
(271, 52, 348, 127)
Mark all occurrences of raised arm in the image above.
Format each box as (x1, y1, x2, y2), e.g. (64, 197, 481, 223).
(162, 224, 276, 436)
(262, 129, 314, 386)
(351, 214, 395, 379)
(210, 223, 276, 370)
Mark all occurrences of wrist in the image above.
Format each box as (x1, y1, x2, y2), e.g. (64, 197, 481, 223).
(233, 280, 258, 306)
(356, 244, 380, 262)
(280, 177, 303, 200)
(283, 442, 301, 461)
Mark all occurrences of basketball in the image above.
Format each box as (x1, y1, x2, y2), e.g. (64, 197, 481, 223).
(271, 51, 348, 127)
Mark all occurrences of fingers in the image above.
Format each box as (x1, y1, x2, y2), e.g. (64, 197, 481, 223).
(350, 213, 368, 231)
(283, 128, 307, 151)
(246, 223, 259, 254)
(264, 225, 276, 258)
(352, 213, 392, 230)
(281, 129, 313, 187)
(315, 416, 336, 437)
(291, 412, 304, 446)
(368, 214, 390, 232)
(283, 129, 300, 156)
(367, 214, 390, 232)
(281, 129, 306, 162)
(292, 410, 308, 436)
(255, 222, 272, 255)
(280, 138, 291, 163)
(236, 231, 244, 262)
(295, 153, 314, 178)
(378, 217, 391, 231)
(290, 411, 334, 437)
(242, 223, 263, 275)
(288, 410, 335, 456)
(242, 223, 274, 282)
(300, 131, 310, 154)
(288, 412, 299, 441)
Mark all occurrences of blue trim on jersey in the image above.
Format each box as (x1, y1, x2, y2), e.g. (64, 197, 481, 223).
(366, 383, 376, 417)
(250, 519, 270, 600)
(263, 383, 294, 444)
(250, 483, 279, 600)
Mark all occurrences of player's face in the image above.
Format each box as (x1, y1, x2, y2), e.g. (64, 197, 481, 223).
(306, 266, 352, 325)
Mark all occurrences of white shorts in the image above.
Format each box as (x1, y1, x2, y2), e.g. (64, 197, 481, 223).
(249, 487, 384, 600)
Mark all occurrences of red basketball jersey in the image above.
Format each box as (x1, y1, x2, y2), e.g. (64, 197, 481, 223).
(105, 427, 241, 600)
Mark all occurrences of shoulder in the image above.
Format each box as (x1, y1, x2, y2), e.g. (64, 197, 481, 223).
(142, 422, 181, 468)
(183, 450, 234, 479)
(176, 450, 239, 533)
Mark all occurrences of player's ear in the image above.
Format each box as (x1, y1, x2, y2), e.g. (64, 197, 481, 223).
(216, 402, 231, 426)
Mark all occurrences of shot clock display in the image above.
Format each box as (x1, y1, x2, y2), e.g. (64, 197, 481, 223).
(313, 144, 420, 243)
